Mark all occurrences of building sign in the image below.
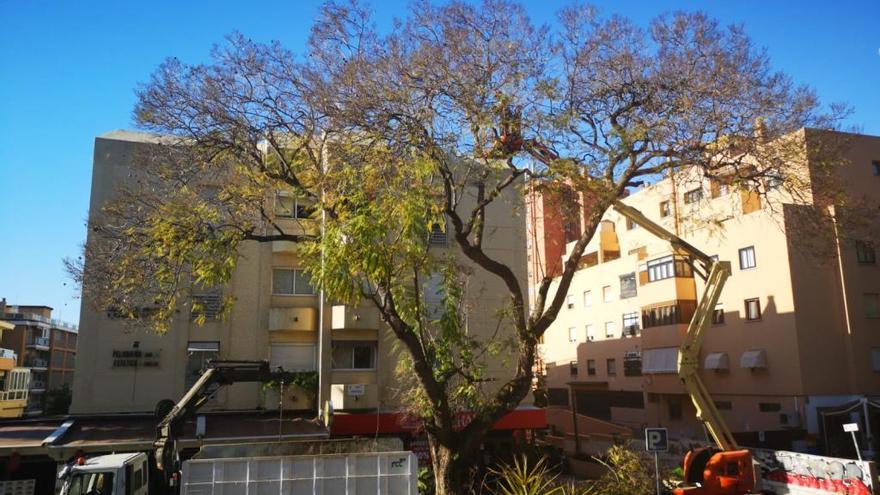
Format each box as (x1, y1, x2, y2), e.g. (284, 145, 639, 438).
(112, 349, 160, 368)
(346, 384, 365, 396)
(751, 448, 875, 495)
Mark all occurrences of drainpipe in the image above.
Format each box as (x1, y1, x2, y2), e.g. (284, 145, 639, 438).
(570, 386, 581, 455)
(829, 206, 858, 393)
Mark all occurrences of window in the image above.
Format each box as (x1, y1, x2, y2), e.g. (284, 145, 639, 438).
(873, 161, 880, 176)
(622, 312, 639, 335)
(745, 298, 762, 321)
(714, 400, 732, 410)
(602, 285, 613, 302)
(619, 273, 637, 299)
(568, 327, 578, 343)
(865, 293, 880, 318)
(272, 268, 316, 295)
(605, 321, 615, 338)
(646, 255, 692, 281)
(856, 241, 876, 264)
(872, 349, 880, 372)
(585, 324, 594, 341)
(739, 246, 757, 270)
(186, 341, 219, 389)
(429, 223, 448, 246)
(583, 290, 593, 307)
(569, 361, 578, 376)
(642, 347, 679, 374)
(332, 342, 377, 370)
(759, 402, 781, 413)
(586, 359, 596, 376)
(642, 303, 685, 328)
(67, 472, 114, 495)
(659, 201, 671, 218)
(191, 291, 222, 321)
(712, 304, 725, 325)
(623, 351, 642, 376)
(684, 188, 703, 204)
(606, 358, 617, 376)
(566, 294, 575, 309)
(275, 193, 313, 219)
(269, 344, 316, 371)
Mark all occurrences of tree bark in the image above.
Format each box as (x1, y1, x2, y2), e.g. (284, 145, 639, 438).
(429, 434, 483, 495)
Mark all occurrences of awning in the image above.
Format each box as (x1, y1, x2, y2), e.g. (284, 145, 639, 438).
(330, 407, 546, 436)
(704, 352, 729, 371)
(642, 347, 679, 374)
(187, 341, 220, 352)
(740, 349, 767, 369)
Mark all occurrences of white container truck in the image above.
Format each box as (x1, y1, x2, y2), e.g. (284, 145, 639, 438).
(58, 449, 418, 495)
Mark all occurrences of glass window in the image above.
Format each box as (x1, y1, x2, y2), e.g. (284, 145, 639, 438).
(659, 201, 671, 217)
(276, 193, 313, 219)
(68, 472, 114, 495)
(585, 324, 594, 341)
(856, 241, 876, 264)
(605, 321, 615, 338)
(684, 188, 703, 204)
(566, 294, 574, 309)
(602, 285, 613, 303)
(569, 361, 578, 376)
(606, 358, 617, 376)
(645, 256, 693, 281)
(872, 161, 880, 176)
(865, 293, 880, 318)
(583, 290, 593, 307)
(712, 304, 725, 325)
(619, 273, 637, 298)
(273, 269, 316, 295)
(759, 402, 781, 412)
(668, 399, 682, 420)
(622, 312, 639, 335)
(586, 359, 596, 376)
(568, 327, 578, 343)
(186, 342, 219, 389)
(331, 342, 377, 369)
(745, 298, 762, 321)
(739, 246, 756, 270)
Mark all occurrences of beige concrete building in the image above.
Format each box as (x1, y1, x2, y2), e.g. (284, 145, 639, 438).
(0, 300, 78, 415)
(71, 130, 541, 442)
(535, 130, 880, 456)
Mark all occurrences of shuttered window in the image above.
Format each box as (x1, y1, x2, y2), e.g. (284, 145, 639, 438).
(269, 344, 316, 372)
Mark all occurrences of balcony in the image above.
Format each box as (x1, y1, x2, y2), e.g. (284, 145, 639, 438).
(332, 304, 380, 331)
(0, 349, 16, 371)
(24, 358, 48, 370)
(330, 383, 379, 410)
(25, 337, 50, 350)
(268, 307, 318, 332)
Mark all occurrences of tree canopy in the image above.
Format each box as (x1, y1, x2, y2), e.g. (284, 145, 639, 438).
(75, 2, 850, 493)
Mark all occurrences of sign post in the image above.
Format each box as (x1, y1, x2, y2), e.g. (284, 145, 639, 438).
(645, 428, 668, 495)
(843, 422, 862, 462)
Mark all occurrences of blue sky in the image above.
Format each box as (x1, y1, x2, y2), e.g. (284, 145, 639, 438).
(1, 0, 878, 324)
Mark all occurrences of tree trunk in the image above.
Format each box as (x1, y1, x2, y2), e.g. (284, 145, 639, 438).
(430, 434, 483, 495)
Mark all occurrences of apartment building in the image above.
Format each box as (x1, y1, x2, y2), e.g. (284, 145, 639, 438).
(534, 129, 880, 456)
(71, 131, 541, 445)
(0, 299, 78, 415)
(0, 320, 29, 418)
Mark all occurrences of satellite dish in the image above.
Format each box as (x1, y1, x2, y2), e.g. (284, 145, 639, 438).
(322, 400, 334, 429)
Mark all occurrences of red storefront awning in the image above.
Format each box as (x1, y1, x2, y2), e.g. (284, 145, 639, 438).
(330, 408, 546, 436)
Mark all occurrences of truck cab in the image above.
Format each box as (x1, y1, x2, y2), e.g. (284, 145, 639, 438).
(59, 453, 150, 495)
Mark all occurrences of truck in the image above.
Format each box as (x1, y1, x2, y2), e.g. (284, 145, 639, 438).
(56, 360, 419, 494)
(57, 445, 419, 495)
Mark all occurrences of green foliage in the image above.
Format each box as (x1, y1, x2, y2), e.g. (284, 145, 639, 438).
(486, 456, 569, 495)
(418, 466, 436, 495)
(261, 371, 319, 404)
(580, 445, 654, 495)
(44, 385, 72, 416)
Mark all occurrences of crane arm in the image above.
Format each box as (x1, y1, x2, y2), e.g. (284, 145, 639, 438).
(154, 360, 288, 474)
(611, 201, 738, 451)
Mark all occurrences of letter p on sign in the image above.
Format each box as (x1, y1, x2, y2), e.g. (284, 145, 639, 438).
(645, 428, 668, 452)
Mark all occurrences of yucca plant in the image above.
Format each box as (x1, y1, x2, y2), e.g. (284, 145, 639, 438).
(486, 455, 567, 495)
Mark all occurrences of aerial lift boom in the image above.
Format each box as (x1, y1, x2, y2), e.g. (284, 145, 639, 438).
(612, 201, 756, 495)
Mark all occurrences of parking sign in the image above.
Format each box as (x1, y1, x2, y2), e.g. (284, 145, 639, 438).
(645, 428, 668, 452)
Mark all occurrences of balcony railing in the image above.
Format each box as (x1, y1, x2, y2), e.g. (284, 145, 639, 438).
(0, 390, 27, 401)
(2, 312, 50, 326)
(51, 319, 78, 331)
(26, 337, 50, 348)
